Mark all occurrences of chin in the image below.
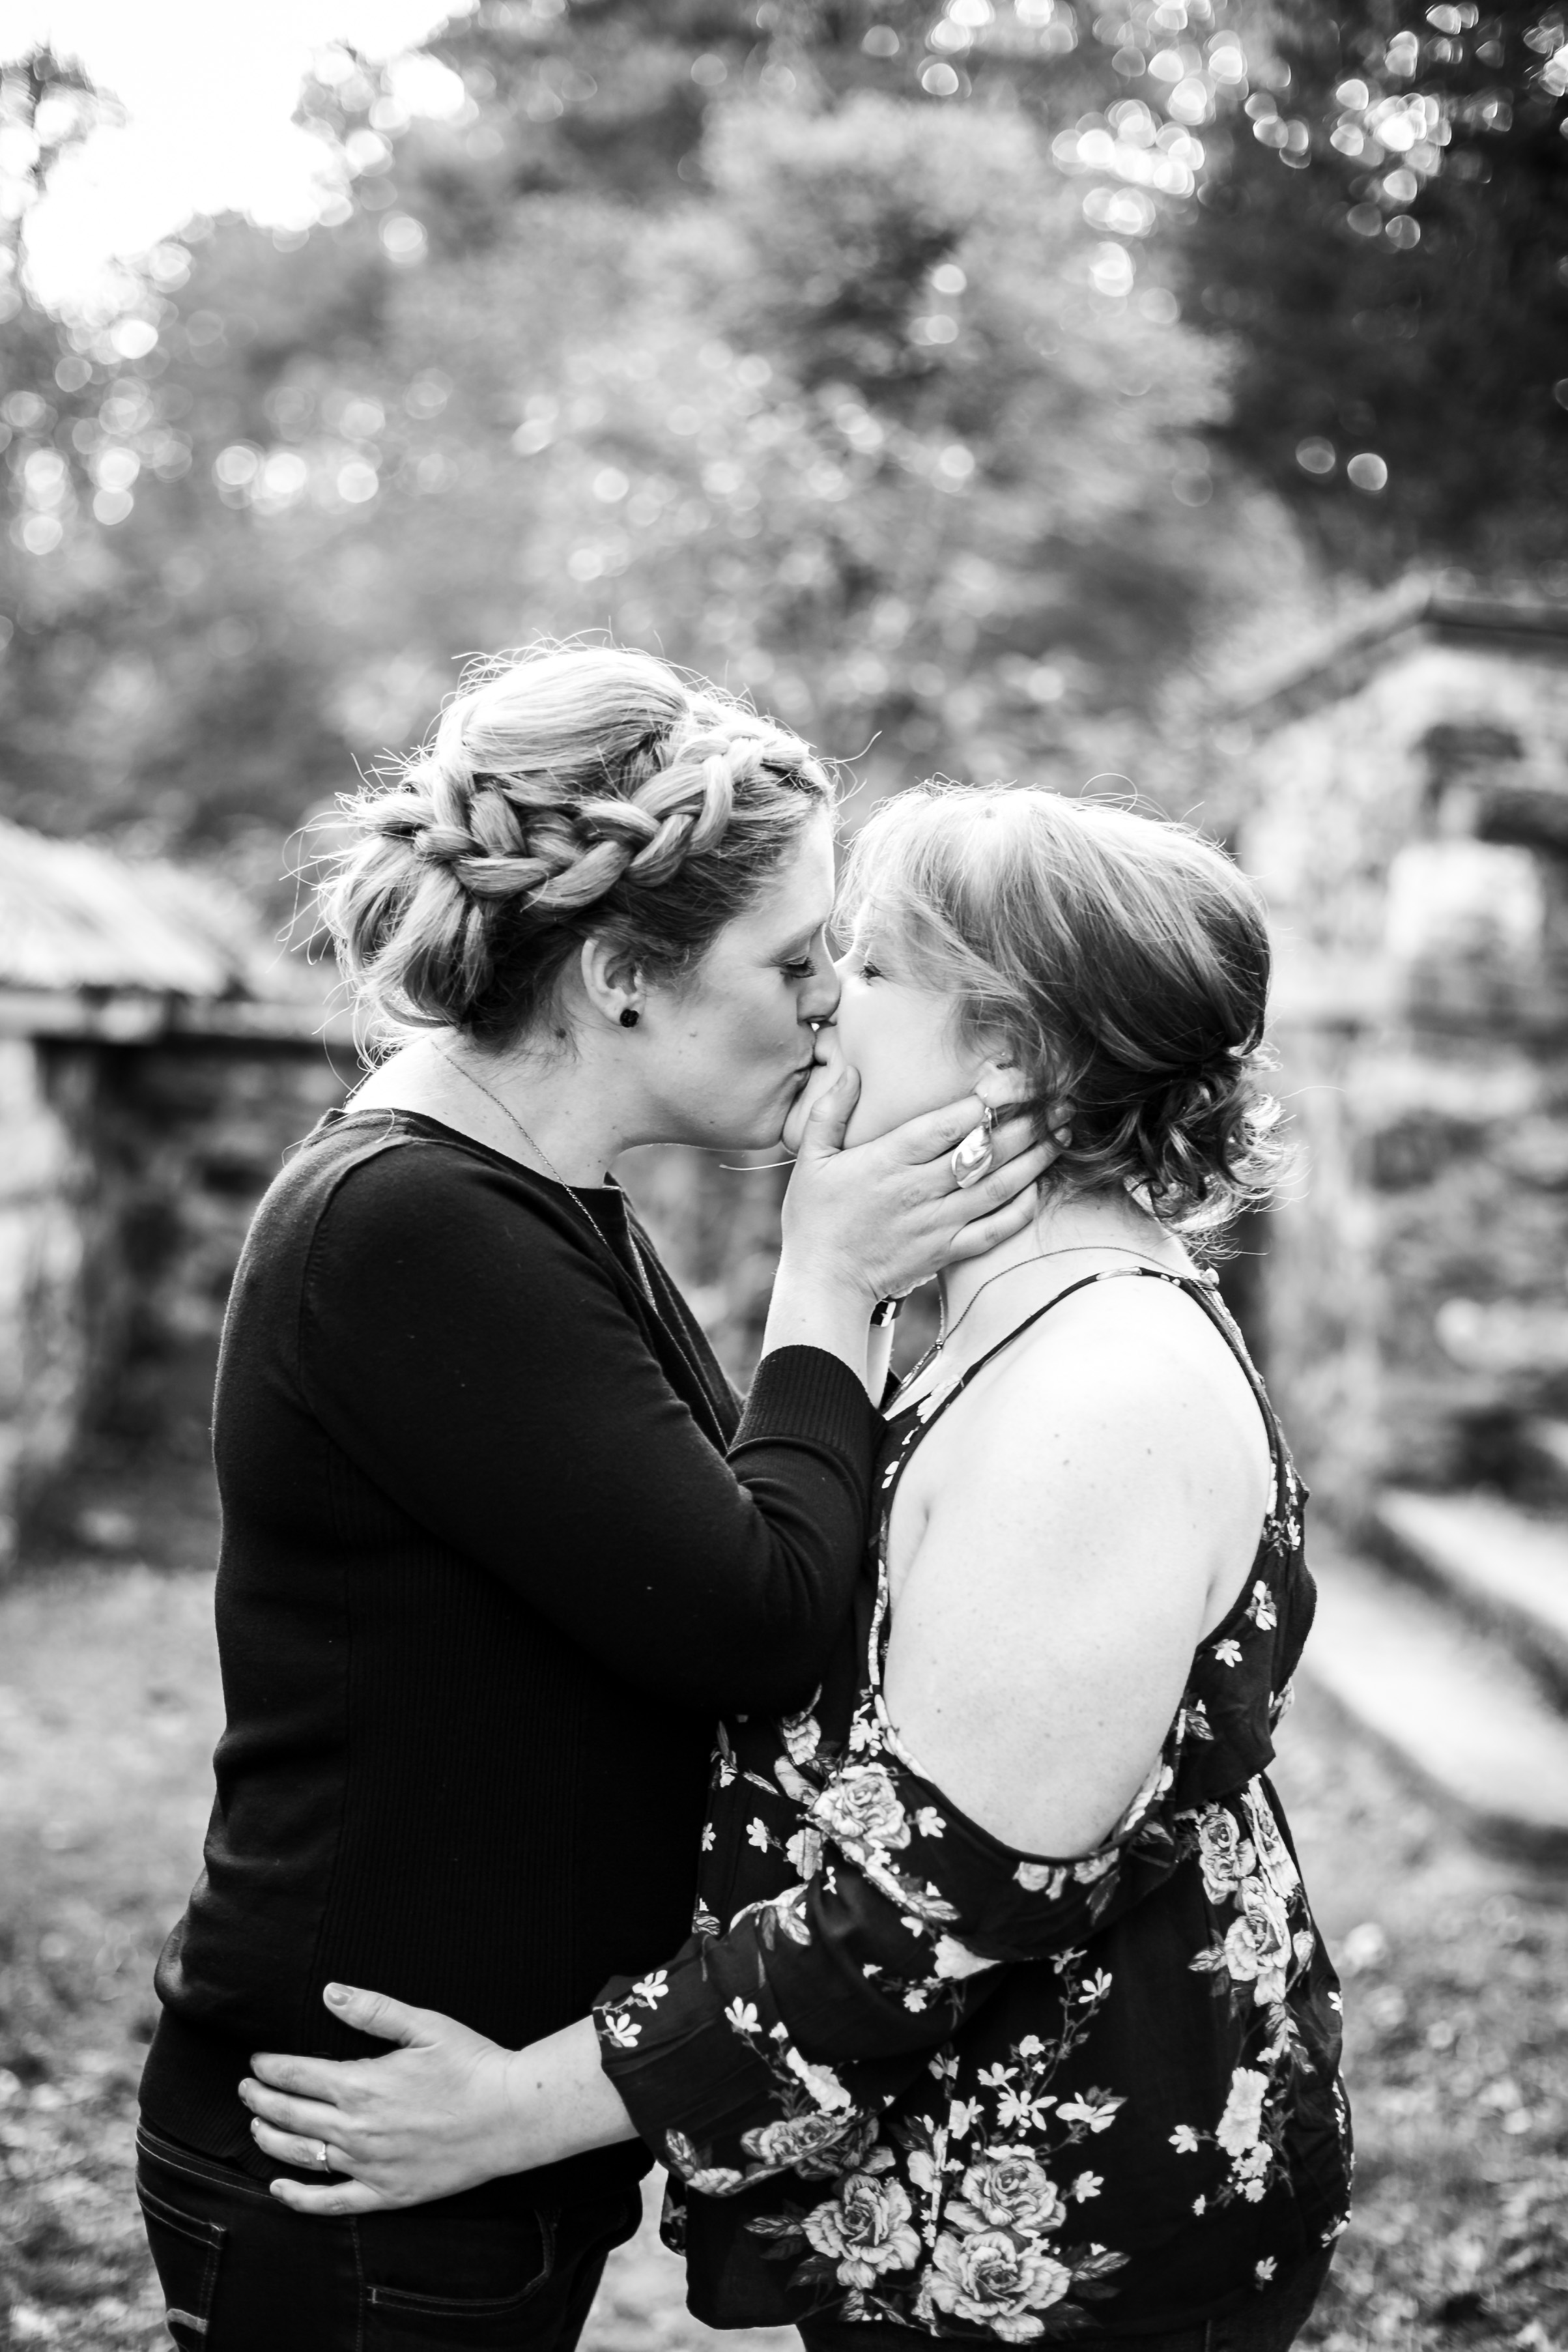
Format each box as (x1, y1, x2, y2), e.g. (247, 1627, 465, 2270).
(717, 1100, 790, 1153)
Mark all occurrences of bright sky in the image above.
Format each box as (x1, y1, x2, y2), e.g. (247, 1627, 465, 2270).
(4, 0, 474, 309)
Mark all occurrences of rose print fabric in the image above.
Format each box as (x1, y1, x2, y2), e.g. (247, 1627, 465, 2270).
(595, 1270, 1352, 2340)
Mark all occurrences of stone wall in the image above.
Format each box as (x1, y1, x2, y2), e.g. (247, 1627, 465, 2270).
(0, 1035, 346, 1566)
(0, 1035, 821, 1564)
(0, 1040, 93, 1562)
(1241, 625, 1568, 1526)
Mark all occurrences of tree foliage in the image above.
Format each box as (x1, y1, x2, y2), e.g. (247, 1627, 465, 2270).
(0, 11, 1261, 865)
(3, 0, 1558, 871)
(1182, 0, 1568, 571)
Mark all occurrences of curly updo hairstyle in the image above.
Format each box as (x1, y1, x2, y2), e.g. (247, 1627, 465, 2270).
(839, 784, 1284, 1238)
(321, 644, 835, 1050)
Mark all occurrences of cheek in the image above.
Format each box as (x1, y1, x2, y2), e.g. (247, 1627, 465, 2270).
(685, 975, 795, 1084)
(840, 999, 973, 1143)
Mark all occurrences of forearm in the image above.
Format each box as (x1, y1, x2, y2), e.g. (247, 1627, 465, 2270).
(498, 2018, 640, 2172)
(595, 1740, 1187, 2187)
(761, 1250, 875, 1379)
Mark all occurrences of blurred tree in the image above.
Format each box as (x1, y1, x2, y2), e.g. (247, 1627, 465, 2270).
(554, 93, 1240, 792)
(0, 51, 395, 859)
(263, 82, 1251, 803)
(1178, 0, 1568, 572)
(3, 12, 1264, 863)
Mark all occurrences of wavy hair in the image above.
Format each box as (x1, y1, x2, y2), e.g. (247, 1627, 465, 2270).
(838, 784, 1284, 1239)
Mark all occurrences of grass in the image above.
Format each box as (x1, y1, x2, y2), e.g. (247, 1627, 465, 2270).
(0, 1458, 1563, 2352)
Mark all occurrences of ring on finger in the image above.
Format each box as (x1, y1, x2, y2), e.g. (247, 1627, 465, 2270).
(950, 1106, 995, 1190)
(307, 2138, 332, 2172)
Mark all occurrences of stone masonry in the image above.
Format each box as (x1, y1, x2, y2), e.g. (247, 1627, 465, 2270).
(1235, 587, 1568, 1526)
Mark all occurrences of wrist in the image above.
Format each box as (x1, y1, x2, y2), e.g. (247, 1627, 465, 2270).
(775, 1241, 879, 1310)
(497, 2020, 639, 2177)
(494, 2046, 544, 2173)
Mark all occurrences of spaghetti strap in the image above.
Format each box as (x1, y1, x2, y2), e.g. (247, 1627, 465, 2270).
(890, 1270, 1112, 1435)
(882, 1263, 1284, 1526)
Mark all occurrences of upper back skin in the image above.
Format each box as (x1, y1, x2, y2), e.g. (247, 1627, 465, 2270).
(879, 1271, 1277, 1857)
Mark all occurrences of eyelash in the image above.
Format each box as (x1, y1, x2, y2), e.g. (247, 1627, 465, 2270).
(860, 958, 882, 982)
(780, 956, 815, 981)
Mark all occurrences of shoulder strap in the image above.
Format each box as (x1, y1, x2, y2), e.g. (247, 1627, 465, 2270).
(887, 1263, 1282, 1488)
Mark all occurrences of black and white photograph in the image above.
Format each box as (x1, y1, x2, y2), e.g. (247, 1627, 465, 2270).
(0, 2, 1564, 2347)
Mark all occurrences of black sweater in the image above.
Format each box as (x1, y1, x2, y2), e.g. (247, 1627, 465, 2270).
(141, 1109, 880, 2213)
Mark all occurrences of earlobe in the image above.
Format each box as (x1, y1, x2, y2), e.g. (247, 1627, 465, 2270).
(973, 1055, 1019, 1110)
(578, 935, 644, 1031)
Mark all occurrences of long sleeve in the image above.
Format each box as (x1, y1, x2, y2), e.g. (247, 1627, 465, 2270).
(593, 1705, 1190, 2194)
(292, 1138, 880, 1716)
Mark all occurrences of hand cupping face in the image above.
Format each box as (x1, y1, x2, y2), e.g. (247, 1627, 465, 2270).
(781, 1038, 846, 1156)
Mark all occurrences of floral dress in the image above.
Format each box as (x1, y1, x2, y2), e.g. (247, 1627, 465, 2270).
(594, 1270, 1352, 2342)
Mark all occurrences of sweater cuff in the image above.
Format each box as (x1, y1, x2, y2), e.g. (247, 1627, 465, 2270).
(731, 1344, 881, 1474)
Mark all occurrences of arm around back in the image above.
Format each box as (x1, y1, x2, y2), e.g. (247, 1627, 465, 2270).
(297, 1138, 880, 1715)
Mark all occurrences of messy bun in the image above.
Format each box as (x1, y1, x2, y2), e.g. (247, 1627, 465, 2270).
(320, 644, 834, 1048)
(839, 784, 1284, 1239)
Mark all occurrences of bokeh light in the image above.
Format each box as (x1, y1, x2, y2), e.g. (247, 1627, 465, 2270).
(3, 0, 474, 308)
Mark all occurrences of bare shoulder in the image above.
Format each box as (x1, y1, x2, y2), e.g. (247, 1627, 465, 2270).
(969, 1272, 1263, 1484)
(885, 1274, 1264, 1850)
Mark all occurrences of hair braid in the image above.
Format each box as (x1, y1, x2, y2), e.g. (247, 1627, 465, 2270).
(319, 644, 834, 1048)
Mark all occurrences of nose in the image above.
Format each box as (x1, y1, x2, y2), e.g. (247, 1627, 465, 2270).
(801, 954, 840, 1031)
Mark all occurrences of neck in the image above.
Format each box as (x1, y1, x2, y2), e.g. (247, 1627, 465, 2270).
(937, 1183, 1184, 1343)
(353, 1032, 636, 1187)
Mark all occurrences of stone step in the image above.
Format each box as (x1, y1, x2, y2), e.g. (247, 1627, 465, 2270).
(1300, 1549, 1568, 1860)
(1517, 1417, 1568, 1504)
(1369, 1487, 1568, 1702)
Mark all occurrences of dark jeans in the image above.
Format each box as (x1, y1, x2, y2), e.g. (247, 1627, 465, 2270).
(136, 2122, 644, 2352)
(798, 2243, 1336, 2352)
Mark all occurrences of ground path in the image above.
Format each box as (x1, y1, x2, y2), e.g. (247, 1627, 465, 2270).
(0, 1467, 1563, 2349)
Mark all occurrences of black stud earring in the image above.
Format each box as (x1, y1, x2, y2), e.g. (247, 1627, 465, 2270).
(619, 1007, 640, 1029)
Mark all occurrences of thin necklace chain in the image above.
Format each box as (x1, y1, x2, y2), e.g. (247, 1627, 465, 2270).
(438, 1047, 657, 1308)
(902, 1240, 1193, 1401)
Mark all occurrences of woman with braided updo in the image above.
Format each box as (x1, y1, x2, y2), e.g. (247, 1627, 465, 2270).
(240, 784, 1350, 2352)
(135, 647, 1049, 2352)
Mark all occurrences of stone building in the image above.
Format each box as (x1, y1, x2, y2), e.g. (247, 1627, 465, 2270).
(0, 819, 349, 1567)
(1233, 582, 1568, 1854)
(1237, 581, 1568, 1524)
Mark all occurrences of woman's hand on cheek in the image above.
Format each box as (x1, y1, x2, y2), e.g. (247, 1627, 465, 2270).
(783, 1087, 1055, 1306)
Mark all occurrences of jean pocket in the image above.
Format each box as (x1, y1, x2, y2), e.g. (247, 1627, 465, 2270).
(362, 2207, 556, 2349)
(137, 2178, 226, 2349)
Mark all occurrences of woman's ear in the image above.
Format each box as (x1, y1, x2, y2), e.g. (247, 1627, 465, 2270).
(974, 1056, 1072, 1154)
(578, 936, 642, 1030)
(973, 1054, 1021, 1111)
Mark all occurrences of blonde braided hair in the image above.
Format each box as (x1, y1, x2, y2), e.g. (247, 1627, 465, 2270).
(321, 645, 834, 1046)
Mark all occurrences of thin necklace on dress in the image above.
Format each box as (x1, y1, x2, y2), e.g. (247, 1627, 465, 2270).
(438, 1046, 658, 1309)
(900, 1241, 1196, 1402)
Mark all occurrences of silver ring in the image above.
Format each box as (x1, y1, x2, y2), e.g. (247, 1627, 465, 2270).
(950, 1109, 995, 1190)
(309, 2138, 330, 2171)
